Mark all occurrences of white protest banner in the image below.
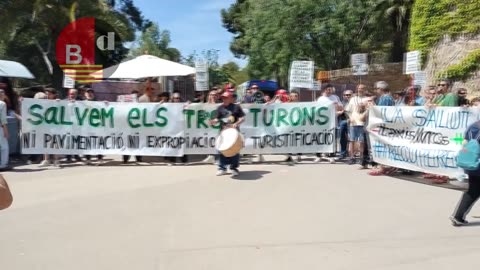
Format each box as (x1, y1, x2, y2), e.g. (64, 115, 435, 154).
(289, 61, 314, 90)
(351, 53, 368, 76)
(21, 99, 186, 156)
(404, 50, 421, 74)
(366, 106, 477, 177)
(183, 100, 336, 155)
(195, 60, 209, 91)
(21, 99, 337, 156)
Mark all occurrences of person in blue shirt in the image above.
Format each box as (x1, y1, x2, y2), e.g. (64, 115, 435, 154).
(374, 81, 394, 106)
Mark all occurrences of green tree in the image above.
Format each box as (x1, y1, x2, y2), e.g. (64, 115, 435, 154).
(221, 0, 416, 85)
(131, 23, 181, 62)
(0, 0, 149, 92)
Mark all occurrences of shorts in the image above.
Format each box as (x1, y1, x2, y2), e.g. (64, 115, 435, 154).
(349, 126, 365, 142)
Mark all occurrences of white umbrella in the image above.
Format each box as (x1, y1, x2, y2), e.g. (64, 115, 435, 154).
(0, 60, 35, 79)
(92, 54, 196, 79)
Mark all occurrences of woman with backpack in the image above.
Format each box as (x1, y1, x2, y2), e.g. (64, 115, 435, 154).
(451, 121, 480, 226)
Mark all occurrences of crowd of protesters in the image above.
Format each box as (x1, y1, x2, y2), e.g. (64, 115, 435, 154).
(0, 77, 475, 181)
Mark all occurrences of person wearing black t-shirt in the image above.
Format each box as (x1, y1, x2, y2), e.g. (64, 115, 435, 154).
(209, 92, 245, 176)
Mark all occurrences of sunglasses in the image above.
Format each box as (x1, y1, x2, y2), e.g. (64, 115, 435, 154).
(344, 94, 352, 96)
(438, 84, 447, 86)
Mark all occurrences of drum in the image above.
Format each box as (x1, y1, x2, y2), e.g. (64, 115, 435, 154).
(215, 128, 244, 157)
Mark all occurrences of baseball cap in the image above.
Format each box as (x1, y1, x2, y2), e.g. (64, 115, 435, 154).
(276, 89, 287, 95)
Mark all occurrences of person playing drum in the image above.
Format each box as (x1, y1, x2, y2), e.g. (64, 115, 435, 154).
(208, 91, 246, 176)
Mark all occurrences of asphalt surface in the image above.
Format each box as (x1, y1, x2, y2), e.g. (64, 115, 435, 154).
(1, 155, 480, 270)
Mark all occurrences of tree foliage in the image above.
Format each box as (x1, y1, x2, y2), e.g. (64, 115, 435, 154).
(131, 23, 181, 62)
(221, 0, 414, 85)
(0, 0, 150, 91)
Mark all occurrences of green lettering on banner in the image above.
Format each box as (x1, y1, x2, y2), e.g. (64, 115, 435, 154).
(102, 108, 114, 128)
(59, 106, 73, 126)
(315, 107, 330, 125)
(276, 108, 289, 127)
(128, 108, 141, 128)
(142, 108, 154, 127)
(263, 109, 274, 127)
(75, 107, 89, 126)
(290, 107, 303, 126)
(303, 107, 315, 125)
(184, 109, 195, 129)
(89, 108, 101, 127)
(27, 104, 43, 125)
(196, 110, 209, 129)
(155, 107, 168, 127)
(44, 107, 60, 125)
(250, 108, 261, 127)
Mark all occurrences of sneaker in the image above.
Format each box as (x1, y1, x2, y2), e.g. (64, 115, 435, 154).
(39, 160, 50, 167)
(27, 160, 33, 165)
(450, 216, 468, 226)
(231, 169, 239, 177)
(328, 157, 336, 164)
(314, 157, 321, 163)
(216, 170, 227, 176)
(284, 156, 293, 162)
(202, 155, 215, 163)
(258, 155, 265, 163)
(348, 158, 356, 165)
(296, 155, 301, 163)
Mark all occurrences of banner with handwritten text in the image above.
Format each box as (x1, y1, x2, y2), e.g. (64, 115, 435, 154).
(367, 106, 480, 177)
(183, 100, 336, 155)
(21, 99, 336, 156)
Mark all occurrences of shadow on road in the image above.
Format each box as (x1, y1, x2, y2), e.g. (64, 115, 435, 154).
(232, 170, 271, 181)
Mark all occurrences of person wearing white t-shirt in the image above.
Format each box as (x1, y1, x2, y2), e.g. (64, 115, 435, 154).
(345, 84, 368, 165)
(315, 84, 343, 163)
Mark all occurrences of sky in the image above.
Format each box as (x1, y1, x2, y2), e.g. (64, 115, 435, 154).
(132, 0, 247, 67)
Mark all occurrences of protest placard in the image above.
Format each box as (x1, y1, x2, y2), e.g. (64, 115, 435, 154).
(289, 61, 314, 90)
(366, 106, 477, 177)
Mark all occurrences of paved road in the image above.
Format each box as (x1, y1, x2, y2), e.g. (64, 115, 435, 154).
(1, 156, 480, 270)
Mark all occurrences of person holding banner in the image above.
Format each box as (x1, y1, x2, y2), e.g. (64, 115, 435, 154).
(345, 85, 367, 166)
(315, 84, 341, 163)
(208, 91, 245, 176)
(450, 121, 480, 226)
(285, 90, 302, 164)
(203, 90, 221, 164)
(0, 89, 9, 171)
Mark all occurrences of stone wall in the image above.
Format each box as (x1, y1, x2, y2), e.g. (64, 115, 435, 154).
(424, 34, 480, 96)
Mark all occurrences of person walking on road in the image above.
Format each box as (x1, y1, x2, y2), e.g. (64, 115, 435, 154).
(450, 121, 480, 226)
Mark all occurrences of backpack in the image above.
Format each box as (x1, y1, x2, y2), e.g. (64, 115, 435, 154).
(457, 126, 480, 170)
